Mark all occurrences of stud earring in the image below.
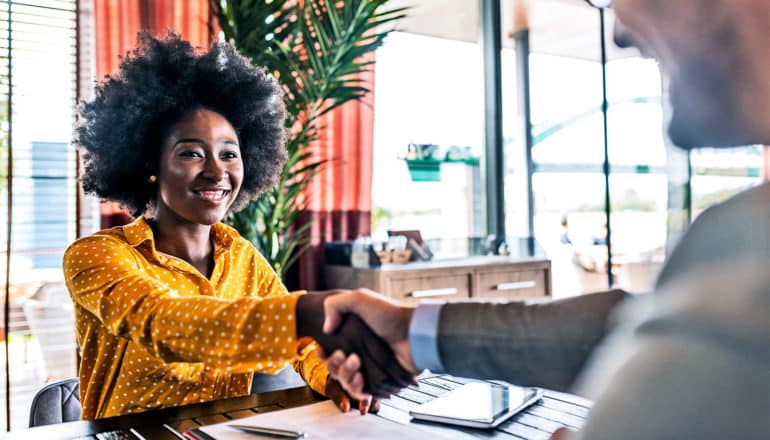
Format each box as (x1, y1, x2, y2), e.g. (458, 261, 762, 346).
(148, 175, 157, 183)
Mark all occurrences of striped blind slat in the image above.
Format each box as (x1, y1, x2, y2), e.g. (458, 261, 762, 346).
(0, 0, 80, 431)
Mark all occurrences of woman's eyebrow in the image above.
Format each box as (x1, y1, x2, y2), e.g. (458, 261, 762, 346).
(173, 137, 239, 146)
(173, 137, 204, 146)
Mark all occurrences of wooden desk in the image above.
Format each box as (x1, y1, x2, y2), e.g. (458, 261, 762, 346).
(325, 256, 552, 305)
(3, 375, 591, 439)
(4, 387, 322, 440)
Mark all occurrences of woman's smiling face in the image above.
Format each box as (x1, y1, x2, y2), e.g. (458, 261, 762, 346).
(155, 108, 244, 226)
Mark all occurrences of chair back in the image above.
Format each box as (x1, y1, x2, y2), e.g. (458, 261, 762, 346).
(29, 378, 81, 427)
(251, 366, 306, 394)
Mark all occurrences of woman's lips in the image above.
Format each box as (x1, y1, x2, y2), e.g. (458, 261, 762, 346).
(193, 189, 230, 203)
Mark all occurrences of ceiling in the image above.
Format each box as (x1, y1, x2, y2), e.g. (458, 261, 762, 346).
(386, 0, 640, 61)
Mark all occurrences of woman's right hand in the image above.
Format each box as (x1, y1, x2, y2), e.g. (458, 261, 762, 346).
(325, 378, 380, 415)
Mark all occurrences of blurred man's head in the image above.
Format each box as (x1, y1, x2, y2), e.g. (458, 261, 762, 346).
(612, 0, 770, 149)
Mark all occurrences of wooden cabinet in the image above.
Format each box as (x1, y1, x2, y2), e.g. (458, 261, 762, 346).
(475, 268, 546, 299)
(323, 256, 551, 305)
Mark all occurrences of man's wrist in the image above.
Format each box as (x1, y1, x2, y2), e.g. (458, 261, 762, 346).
(408, 302, 445, 373)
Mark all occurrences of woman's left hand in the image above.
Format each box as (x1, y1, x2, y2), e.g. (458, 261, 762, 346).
(326, 378, 379, 415)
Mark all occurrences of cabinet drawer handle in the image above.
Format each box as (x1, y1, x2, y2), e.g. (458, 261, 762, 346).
(495, 281, 536, 291)
(407, 287, 458, 298)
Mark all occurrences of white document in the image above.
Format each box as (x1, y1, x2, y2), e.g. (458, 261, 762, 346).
(199, 400, 476, 439)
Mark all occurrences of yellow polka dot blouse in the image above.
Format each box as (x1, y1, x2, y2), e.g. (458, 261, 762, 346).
(63, 217, 329, 419)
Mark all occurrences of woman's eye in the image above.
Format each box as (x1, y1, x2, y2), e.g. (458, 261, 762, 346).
(179, 150, 203, 158)
(222, 151, 240, 160)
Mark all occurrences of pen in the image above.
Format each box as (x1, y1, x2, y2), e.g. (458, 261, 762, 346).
(184, 428, 217, 440)
(229, 424, 306, 438)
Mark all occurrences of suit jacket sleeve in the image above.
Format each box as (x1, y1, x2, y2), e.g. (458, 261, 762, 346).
(437, 289, 627, 390)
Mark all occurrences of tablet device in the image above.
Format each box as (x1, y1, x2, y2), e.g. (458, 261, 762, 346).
(409, 382, 542, 429)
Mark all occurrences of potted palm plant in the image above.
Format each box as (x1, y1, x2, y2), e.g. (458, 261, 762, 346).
(212, 0, 406, 277)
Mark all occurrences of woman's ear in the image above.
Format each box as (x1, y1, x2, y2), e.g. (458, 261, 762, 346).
(145, 161, 159, 184)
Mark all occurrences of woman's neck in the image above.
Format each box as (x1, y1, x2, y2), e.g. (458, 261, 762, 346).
(148, 215, 214, 277)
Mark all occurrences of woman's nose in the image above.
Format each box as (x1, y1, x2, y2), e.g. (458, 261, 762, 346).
(202, 158, 227, 180)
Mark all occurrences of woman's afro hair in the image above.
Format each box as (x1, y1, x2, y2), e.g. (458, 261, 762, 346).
(76, 32, 287, 217)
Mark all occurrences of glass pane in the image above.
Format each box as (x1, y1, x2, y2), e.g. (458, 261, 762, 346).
(606, 52, 666, 293)
(372, 27, 485, 258)
(690, 146, 763, 219)
(608, 174, 667, 292)
(501, 45, 522, 237)
(525, 1, 607, 297)
(533, 173, 609, 295)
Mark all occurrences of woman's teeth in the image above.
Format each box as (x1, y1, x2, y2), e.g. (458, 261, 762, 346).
(196, 190, 228, 201)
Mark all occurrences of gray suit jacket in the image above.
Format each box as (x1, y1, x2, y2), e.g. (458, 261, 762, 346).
(437, 184, 770, 390)
(573, 183, 770, 439)
(575, 260, 770, 439)
(437, 183, 770, 438)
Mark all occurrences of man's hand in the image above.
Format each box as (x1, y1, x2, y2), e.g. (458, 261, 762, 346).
(323, 289, 417, 371)
(320, 289, 418, 400)
(295, 291, 413, 398)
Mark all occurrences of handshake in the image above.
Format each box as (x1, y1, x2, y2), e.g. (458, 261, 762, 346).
(295, 289, 417, 401)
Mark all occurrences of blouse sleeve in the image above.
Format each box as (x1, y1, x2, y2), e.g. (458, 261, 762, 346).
(248, 251, 330, 394)
(63, 235, 301, 374)
(292, 340, 330, 395)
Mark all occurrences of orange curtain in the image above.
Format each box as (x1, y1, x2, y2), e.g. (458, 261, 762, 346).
(291, 69, 375, 290)
(93, 0, 216, 228)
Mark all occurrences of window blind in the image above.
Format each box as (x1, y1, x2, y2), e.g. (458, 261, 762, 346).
(0, 0, 80, 430)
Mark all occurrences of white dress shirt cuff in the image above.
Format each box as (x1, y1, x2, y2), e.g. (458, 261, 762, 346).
(408, 302, 445, 373)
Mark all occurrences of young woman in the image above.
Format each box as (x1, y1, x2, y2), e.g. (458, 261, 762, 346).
(65, 33, 363, 419)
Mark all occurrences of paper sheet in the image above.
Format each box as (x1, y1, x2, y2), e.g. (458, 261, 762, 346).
(198, 400, 474, 439)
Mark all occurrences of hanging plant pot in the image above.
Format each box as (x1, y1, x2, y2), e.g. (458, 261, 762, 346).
(406, 159, 441, 182)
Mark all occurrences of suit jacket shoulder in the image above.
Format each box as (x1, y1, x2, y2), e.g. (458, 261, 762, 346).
(657, 182, 770, 288)
(576, 260, 770, 439)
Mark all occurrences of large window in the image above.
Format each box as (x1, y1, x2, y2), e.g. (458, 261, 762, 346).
(505, 5, 670, 297)
(526, 52, 615, 297)
(375, 1, 766, 296)
(606, 57, 667, 294)
(503, 3, 765, 297)
(372, 30, 485, 257)
(0, 0, 81, 430)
